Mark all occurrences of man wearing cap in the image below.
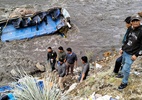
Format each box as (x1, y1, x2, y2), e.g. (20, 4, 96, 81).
(118, 15, 142, 90)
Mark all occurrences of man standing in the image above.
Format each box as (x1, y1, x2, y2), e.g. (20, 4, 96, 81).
(47, 47, 57, 72)
(79, 56, 90, 82)
(113, 16, 131, 77)
(65, 48, 77, 75)
(57, 58, 66, 91)
(58, 46, 66, 61)
(118, 15, 142, 90)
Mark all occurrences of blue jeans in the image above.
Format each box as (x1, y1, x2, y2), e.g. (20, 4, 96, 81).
(122, 52, 134, 84)
(78, 74, 87, 82)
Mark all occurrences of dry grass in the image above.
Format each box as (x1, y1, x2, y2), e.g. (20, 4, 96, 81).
(12, 74, 60, 100)
(85, 50, 94, 62)
(11, 66, 61, 100)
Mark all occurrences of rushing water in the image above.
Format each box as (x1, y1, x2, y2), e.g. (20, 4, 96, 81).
(0, 0, 142, 84)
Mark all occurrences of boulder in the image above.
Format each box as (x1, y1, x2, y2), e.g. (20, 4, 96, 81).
(35, 62, 45, 72)
(65, 83, 78, 94)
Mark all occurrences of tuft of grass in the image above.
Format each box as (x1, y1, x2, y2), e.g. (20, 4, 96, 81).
(12, 70, 60, 100)
(13, 75, 60, 100)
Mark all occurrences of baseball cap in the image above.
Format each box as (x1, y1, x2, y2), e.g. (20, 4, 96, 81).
(131, 14, 141, 22)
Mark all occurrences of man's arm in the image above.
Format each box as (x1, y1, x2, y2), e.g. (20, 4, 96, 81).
(74, 61, 77, 68)
(63, 52, 67, 61)
(137, 43, 142, 56)
(80, 73, 85, 82)
(121, 27, 131, 54)
(64, 54, 68, 62)
(74, 54, 78, 67)
(47, 53, 49, 61)
(80, 64, 89, 82)
(119, 49, 123, 55)
(132, 31, 142, 60)
(53, 51, 57, 60)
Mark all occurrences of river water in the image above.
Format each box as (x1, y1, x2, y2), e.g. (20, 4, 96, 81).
(0, 0, 142, 85)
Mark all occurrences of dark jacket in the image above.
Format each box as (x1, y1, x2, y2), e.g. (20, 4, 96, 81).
(122, 25, 142, 57)
(47, 50, 57, 60)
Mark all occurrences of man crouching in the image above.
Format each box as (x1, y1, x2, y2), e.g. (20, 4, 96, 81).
(79, 56, 90, 82)
(57, 58, 66, 92)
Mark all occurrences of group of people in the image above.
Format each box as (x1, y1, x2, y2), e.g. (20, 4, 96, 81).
(47, 46, 90, 91)
(113, 14, 142, 90)
(47, 14, 142, 91)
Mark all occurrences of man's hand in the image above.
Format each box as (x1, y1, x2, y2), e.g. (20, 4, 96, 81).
(131, 55, 137, 61)
(74, 65, 77, 68)
(74, 61, 77, 68)
(80, 73, 85, 83)
(119, 50, 123, 55)
(80, 79, 83, 83)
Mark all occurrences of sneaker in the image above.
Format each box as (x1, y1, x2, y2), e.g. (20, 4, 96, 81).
(116, 73, 123, 78)
(118, 83, 127, 90)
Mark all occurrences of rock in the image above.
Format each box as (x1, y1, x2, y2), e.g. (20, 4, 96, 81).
(79, 98, 85, 100)
(36, 62, 45, 72)
(74, 67, 81, 73)
(133, 71, 140, 76)
(96, 63, 102, 69)
(95, 94, 102, 99)
(87, 93, 117, 100)
(97, 95, 112, 100)
(91, 85, 97, 91)
(10, 69, 19, 77)
(103, 51, 111, 58)
(90, 63, 95, 70)
(115, 96, 120, 100)
(65, 83, 78, 94)
(88, 92, 96, 100)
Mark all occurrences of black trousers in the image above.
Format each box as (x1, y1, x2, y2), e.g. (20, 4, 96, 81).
(113, 56, 123, 73)
(50, 59, 56, 71)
